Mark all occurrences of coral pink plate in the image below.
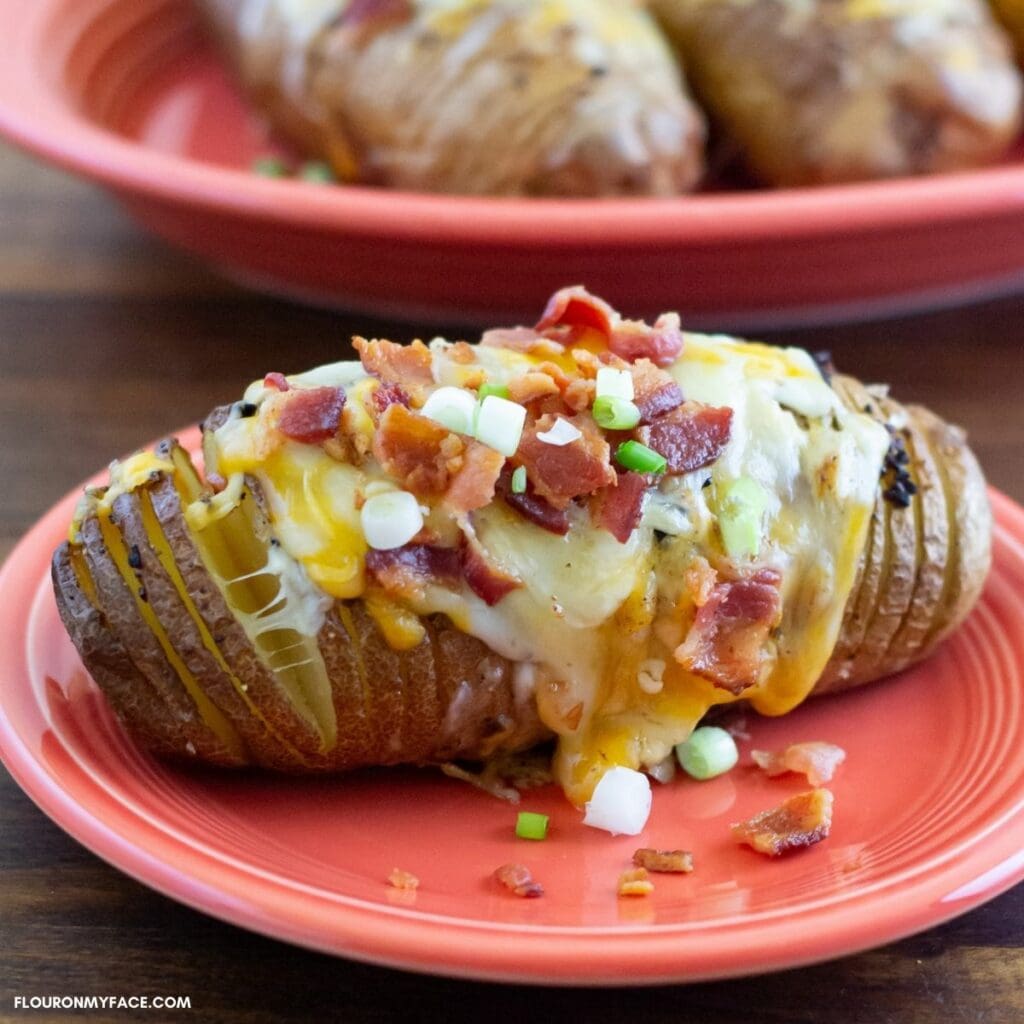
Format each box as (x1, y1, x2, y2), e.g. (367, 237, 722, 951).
(2, 434, 1024, 984)
(5, 0, 1024, 325)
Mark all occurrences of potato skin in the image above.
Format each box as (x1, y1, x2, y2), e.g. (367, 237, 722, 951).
(651, 0, 1022, 186)
(816, 375, 991, 694)
(197, 0, 706, 195)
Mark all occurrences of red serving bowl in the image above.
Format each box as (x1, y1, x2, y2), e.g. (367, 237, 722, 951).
(4, 0, 1024, 327)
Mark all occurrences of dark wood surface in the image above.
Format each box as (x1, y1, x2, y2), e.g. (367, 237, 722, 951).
(1, 140, 1022, 1023)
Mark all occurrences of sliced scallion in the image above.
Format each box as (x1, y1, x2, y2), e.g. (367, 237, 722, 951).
(511, 466, 527, 494)
(592, 395, 641, 431)
(515, 811, 549, 841)
(615, 440, 666, 475)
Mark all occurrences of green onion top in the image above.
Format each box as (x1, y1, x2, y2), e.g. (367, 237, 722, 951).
(511, 466, 528, 494)
(298, 161, 335, 184)
(593, 395, 641, 431)
(478, 382, 510, 401)
(675, 726, 739, 781)
(615, 440, 667, 475)
(251, 156, 288, 178)
(515, 811, 549, 841)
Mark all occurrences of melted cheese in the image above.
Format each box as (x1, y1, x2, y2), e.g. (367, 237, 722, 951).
(203, 334, 890, 805)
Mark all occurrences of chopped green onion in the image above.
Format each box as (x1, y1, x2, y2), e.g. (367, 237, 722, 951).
(511, 466, 527, 494)
(615, 440, 667, 475)
(252, 155, 288, 178)
(421, 386, 478, 435)
(475, 395, 526, 457)
(360, 491, 423, 551)
(717, 476, 769, 559)
(298, 160, 335, 183)
(478, 382, 510, 401)
(592, 395, 641, 431)
(675, 726, 739, 780)
(596, 366, 634, 401)
(515, 811, 549, 841)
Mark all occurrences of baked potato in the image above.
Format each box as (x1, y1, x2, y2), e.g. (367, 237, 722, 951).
(196, 0, 706, 195)
(650, 0, 1023, 186)
(53, 287, 990, 804)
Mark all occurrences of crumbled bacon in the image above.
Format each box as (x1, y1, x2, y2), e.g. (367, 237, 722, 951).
(632, 849, 694, 874)
(675, 568, 782, 694)
(462, 535, 521, 606)
(752, 742, 847, 787)
(373, 404, 462, 496)
(563, 378, 596, 412)
(264, 371, 290, 392)
(684, 556, 718, 607)
(617, 868, 654, 897)
(732, 789, 834, 857)
(593, 472, 648, 543)
(494, 863, 543, 898)
(637, 402, 732, 475)
(354, 336, 434, 387)
(371, 381, 411, 416)
(495, 468, 569, 534)
(335, 0, 413, 35)
(536, 285, 616, 338)
(610, 313, 684, 368)
(387, 868, 420, 890)
(365, 545, 462, 597)
(447, 341, 477, 364)
(276, 386, 346, 444)
(516, 413, 615, 508)
(444, 441, 505, 514)
(480, 327, 565, 358)
(630, 359, 684, 423)
(508, 372, 560, 405)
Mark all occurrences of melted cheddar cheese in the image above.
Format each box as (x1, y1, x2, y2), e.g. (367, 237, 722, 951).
(203, 331, 890, 805)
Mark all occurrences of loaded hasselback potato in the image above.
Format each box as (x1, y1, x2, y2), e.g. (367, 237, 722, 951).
(53, 288, 990, 807)
(196, 0, 1023, 191)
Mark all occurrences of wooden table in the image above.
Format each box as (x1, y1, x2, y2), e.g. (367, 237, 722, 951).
(1, 140, 1022, 1023)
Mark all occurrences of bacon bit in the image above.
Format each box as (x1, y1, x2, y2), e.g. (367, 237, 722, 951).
(684, 556, 717, 606)
(517, 413, 615, 508)
(752, 742, 847, 787)
(495, 468, 570, 535)
(494, 863, 543, 898)
(732, 789, 834, 857)
(461, 535, 521, 606)
(632, 849, 694, 874)
(448, 341, 477, 364)
(564, 378, 596, 413)
(569, 347, 602, 378)
(206, 473, 227, 494)
(637, 402, 732, 475)
(354, 336, 434, 387)
(675, 569, 783, 694)
(365, 544, 462, 597)
(387, 867, 420, 890)
(508, 372, 560, 405)
(444, 441, 505, 514)
(610, 313, 684, 368)
(264, 371, 290, 392)
(631, 359, 684, 423)
(536, 285, 616, 337)
(721, 713, 752, 742)
(373, 404, 461, 496)
(593, 471, 648, 543)
(371, 381, 411, 416)
(617, 868, 655, 897)
(276, 386, 346, 444)
(335, 0, 413, 37)
(480, 327, 565, 358)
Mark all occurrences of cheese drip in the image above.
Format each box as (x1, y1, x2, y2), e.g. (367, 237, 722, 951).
(208, 333, 890, 804)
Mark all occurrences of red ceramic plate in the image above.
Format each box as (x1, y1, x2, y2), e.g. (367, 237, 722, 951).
(2, 431, 1024, 984)
(3, 0, 1024, 326)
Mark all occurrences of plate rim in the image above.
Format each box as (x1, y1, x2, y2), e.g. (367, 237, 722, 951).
(3, 0, 1024, 250)
(2, 445, 1024, 985)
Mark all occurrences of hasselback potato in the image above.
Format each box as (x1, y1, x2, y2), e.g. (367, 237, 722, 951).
(53, 289, 990, 804)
